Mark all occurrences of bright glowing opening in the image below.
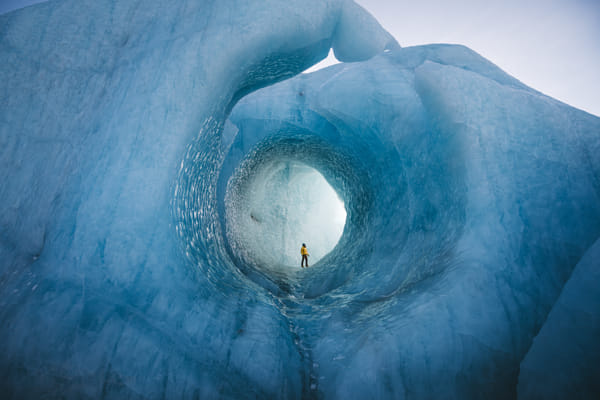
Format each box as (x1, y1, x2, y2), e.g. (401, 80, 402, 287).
(227, 160, 346, 269)
(302, 48, 341, 74)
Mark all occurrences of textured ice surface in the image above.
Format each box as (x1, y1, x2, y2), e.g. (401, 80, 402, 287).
(222, 46, 600, 398)
(1, 0, 599, 399)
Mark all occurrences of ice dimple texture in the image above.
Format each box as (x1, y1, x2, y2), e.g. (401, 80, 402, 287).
(1, 1, 599, 399)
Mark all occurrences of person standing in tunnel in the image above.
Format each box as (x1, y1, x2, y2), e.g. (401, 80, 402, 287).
(301, 243, 309, 268)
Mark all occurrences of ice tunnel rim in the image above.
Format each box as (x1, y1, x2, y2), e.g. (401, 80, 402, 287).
(219, 134, 373, 280)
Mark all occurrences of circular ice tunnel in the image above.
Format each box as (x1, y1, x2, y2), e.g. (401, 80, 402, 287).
(173, 113, 374, 295)
(225, 158, 346, 270)
(218, 131, 369, 281)
(174, 54, 468, 301)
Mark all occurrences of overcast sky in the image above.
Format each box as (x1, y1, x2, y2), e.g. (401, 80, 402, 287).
(2, 0, 599, 116)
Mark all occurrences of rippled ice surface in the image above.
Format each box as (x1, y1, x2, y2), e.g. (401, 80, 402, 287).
(1, 0, 599, 399)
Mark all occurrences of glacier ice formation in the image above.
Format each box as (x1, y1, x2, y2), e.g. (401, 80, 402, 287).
(1, 0, 599, 399)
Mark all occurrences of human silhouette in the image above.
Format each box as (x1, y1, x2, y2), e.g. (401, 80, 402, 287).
(301, 243, 309, 268)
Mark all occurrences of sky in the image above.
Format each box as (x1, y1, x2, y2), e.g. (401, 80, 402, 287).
(2, 0, 599, 116)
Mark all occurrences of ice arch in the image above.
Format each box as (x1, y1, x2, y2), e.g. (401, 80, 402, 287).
(1, 1, 599, 399)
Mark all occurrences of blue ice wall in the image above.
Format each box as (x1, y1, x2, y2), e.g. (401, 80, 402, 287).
(517, 237, 600, 399)
(1, 0, 599, 399)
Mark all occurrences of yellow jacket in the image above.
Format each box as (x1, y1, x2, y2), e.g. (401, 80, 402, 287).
(301, 246, 308, 256)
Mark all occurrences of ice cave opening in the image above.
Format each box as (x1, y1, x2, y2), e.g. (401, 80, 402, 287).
(225, 158, 346, 270)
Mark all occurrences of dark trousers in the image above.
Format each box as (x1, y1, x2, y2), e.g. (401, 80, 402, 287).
(301, 255, 308, 267)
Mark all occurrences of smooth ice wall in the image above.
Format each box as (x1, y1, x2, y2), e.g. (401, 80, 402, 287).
(518, 237, 600, 399)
